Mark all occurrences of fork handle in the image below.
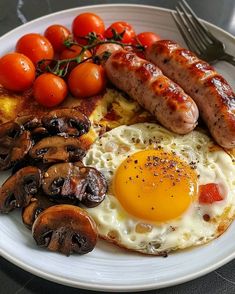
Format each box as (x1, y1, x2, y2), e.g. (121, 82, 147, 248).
(219, 53, 235, 66)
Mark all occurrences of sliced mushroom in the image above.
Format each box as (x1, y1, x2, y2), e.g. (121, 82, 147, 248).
(0, 121, 32, 170)
(11, 157, 32, 174)
(42, 162, 84, 199)
(30, 126, 49, 141)
(12, 159, 53, 175)
(42, 162, 107, 207)
(32, 204, 98, 255)
(15, 115, 42, 130)
(42, 108, 90, 137)
(22, 193, 53, 229)
(0, 166, 42, 213)
(15, 115, 48, 142)
(29, 136, 86, 163)
(80, 166, 107, 208)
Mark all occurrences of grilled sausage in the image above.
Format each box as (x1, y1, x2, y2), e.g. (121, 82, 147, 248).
(146, 40, 235, 148)
(105, 50, 199, 134)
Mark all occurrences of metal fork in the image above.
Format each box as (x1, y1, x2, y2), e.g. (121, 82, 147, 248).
(172, 0, 235, 66)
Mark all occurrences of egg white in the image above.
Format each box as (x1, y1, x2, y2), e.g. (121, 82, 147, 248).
(83, 123, 235, 255)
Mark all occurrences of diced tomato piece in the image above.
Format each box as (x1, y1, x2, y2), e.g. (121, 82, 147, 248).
(199, 183, 224, 204)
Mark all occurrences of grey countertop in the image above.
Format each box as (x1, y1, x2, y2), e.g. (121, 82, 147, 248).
(0, 0, 235, 293)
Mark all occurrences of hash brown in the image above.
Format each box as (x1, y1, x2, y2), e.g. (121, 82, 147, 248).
(0, 85, 153, 148)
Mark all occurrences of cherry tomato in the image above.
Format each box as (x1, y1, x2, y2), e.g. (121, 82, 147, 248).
(104, 21, 135, 44)
(60, 45, 92, 72)
(60, 45, 91, 60)
(132, 32, 161, 58)
(134, 32, 161, 48)
(72, 13, 105, 44)
(16, 33, 54, 65)
(44, 24, 71, 53)
(68, 63, 106, 98)
(0, 53, 35, 92)
(199, 183, 224, 204)
(33, 73, 68, 107)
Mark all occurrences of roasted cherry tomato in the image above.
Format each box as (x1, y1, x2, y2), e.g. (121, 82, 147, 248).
(16, 33, 54, 65)
(68, 63, 106, 98)
(104, 21, 135, 44)
(60, 44, 92, 60)
(134, 32, 161, 48)
(0, 53, 35, 92)
(33, 73, 68, 107)
(60, 45, 92, 72)
(72, 13, 105, 44)
(199, 183, 224, 204)
(132, 32, 161, 58)
(44, 24, 71, 53)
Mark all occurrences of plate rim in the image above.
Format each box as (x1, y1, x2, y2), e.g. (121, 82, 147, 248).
(0, 3, 235, 292)
(0, 3, 234, 42)
(1, 245, 235, 292)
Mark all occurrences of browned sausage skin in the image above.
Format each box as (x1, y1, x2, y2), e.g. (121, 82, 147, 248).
(105, 50, 199, 134)
(146, 40, 235, 148)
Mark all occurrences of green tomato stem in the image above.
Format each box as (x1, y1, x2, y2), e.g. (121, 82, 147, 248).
(36, 38, 144, 77)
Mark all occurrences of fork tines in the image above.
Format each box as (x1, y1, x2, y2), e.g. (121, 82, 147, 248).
(172, 0, 218, 55)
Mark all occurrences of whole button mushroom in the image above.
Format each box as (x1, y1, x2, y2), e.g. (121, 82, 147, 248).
(32, 204, 98, 255)
(0, 166, 42, 213)
(42, 108, 91, 137)
(29, 136, 86, 163)
(0, 121, 32, 170)
(42, 162, 107, 207)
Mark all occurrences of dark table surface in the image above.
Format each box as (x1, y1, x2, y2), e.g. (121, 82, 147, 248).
(0, 0, 235, 293)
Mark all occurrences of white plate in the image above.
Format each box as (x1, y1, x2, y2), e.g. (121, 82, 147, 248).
(0, 4, 235, 292)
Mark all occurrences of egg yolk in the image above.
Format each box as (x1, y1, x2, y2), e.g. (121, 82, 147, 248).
(113, 149, 197, 222)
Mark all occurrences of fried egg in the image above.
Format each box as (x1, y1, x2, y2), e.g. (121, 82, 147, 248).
(83, 123, 235, 255)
